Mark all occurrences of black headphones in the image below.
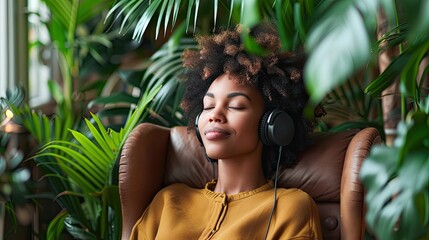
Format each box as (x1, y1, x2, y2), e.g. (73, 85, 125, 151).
(195, 108, 294, 147)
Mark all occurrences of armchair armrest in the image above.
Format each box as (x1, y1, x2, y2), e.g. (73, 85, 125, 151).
(341, 127, 381, 239)
(119, 123, 170, 240)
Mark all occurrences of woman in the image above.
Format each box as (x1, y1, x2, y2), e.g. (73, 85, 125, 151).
(130, 23, 324, 240)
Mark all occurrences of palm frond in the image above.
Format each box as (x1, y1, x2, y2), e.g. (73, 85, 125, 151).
(107, 0, 278, 41)
(365, 41, 428, 97)
(121, 84, 162, 147)
(78, 0, 115, 24)
(47, 210, 68, 240)
(41, 0, 72, 30)
(140, 25, 195, 125)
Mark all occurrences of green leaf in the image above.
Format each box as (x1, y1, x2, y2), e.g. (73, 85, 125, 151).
(36, 152, 101, 192)
(172, 0, 182, 27)
(78, 0, 115, 24)
(360, 145, 399, 237)
(361, 110, 429, 239)
(366, 35, 429, 98)
(117, 70, 145, 88)
(306, 2, 371, 104)
(90, 112, 117, 153)
(408, 0, 429, 43)
(164, 0, 175, 34)
(48, 80, 64, 104)
(0, 156, 6, 175)
(88, 93, 139, 108)
(155, 0, 169, 39)
(47, 210, 68, 240)
(276, 0, 293, 51)
(151, 78, 182, 113)
(64, 215, 97, 239)
(69, 130, 112, 168)
(395, 110, 429, 163)
(41, 0, 71, 30)
(293, 3, 306, 45)
(134, 0, 163, 41)
(121, 85, 162, 148)
(84, 117, 115, 160)
(399, 40, 429, 100)
(186, 0, 196, 33)
(96, 107, 132, 119)
(100, 185, 122, 239)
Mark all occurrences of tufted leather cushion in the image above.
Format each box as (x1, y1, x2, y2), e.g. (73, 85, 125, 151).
(119, 123, 380, 239)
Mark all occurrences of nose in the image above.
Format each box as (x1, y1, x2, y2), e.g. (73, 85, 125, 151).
(208, 107, 226, 123)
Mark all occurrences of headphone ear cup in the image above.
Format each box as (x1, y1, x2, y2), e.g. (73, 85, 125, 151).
(259, 112, 271, 146)
(195, 112, 204, 146)
(259, 109, 295, 146)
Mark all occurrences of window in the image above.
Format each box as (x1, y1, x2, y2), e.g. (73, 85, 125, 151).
(0, 0, 51, 107)
(0, 0, 17, 98)
(28, 0, 51, 107)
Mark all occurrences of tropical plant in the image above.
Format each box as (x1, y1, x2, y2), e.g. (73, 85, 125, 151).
(107, 0, 429, 238)
(16, 1, 160, 237)
(306, 1, 428, 238)
(88, 23, 193, 128)
(361, 97, 429, 239)
(38, 0, 124, 114)
(8, 85, 160, 239)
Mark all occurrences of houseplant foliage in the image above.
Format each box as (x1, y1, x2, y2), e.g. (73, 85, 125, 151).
(89, 23, 193, 128)
(361, 99, 429, 239)
(37, 0, 147, 114)
(308, 1, 429, 238)
(18, 0, 161, 238)
(9, 86, 160, 239)
(107, 0, 429, 238)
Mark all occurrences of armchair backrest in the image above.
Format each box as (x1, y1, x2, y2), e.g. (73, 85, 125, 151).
(119, 123, 380, 239)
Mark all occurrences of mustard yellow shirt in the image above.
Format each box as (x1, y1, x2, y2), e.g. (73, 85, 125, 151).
(130, 180, 323, 240)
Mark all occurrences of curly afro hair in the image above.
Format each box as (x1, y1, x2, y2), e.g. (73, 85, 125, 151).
(180, 23, 325, 178)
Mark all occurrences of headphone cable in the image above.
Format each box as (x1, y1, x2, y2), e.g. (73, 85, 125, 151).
(264, 146, 283, 240)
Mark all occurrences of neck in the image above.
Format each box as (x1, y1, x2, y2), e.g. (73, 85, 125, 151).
(214, 150, 266, 195)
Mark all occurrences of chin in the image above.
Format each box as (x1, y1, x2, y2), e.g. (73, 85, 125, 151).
(205, 148, 242, 160)
(205, 147, 229, 160)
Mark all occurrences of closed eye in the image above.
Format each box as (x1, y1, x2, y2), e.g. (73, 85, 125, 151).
(228, 106, 245, 110)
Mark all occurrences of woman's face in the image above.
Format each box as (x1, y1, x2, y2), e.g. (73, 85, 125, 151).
(198, 73, 265, 160)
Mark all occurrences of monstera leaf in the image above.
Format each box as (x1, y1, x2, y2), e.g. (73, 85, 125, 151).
(361, 109, 429, 239)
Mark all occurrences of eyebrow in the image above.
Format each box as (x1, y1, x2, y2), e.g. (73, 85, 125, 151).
(205, 92, 251, 101)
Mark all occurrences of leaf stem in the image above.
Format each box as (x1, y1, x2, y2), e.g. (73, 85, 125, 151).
(65, 0, 79, 113)
(392, 0, 407, 120)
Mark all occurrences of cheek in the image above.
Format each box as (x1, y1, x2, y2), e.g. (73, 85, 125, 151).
(235, 117, 261, 141)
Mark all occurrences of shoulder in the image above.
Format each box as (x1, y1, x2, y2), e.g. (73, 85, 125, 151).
(153, 183, 202, 202)
(276, 188, 315, 203)
(270, 188, 323, 239)
(275, 188, 319, 218)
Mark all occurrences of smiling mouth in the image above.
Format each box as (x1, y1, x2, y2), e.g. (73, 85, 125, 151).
(204, 127, 230, 140)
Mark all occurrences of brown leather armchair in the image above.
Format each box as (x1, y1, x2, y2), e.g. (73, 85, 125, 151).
(119, 123, 381, 239)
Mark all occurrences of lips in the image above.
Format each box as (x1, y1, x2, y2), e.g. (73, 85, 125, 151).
(204, 127, 230, 140)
